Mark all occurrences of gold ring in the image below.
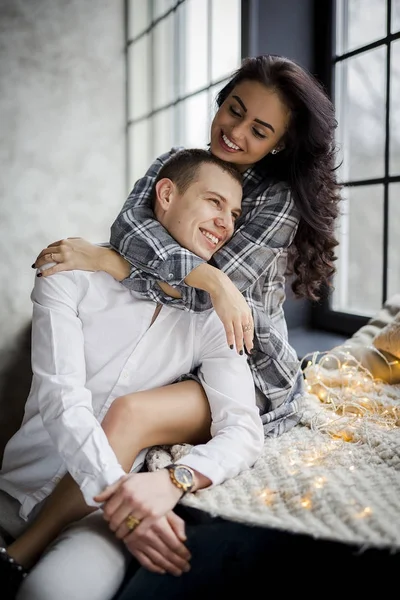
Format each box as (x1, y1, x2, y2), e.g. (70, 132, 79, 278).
(126, 514, 141, 532)
(50, 253, 54, 261)
(243, 323, 252, 332)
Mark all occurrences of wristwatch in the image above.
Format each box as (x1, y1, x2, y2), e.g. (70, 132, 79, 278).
(165, 464, 195, 497)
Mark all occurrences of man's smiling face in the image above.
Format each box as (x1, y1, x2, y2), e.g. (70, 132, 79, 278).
(155, 163, 242, 261)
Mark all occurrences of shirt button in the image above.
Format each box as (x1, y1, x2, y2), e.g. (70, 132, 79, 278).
(168, 273, 174, 280)
(121, 371, 129, 380)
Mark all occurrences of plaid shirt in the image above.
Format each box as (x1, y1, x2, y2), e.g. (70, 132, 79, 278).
(110, 148, 304, 436)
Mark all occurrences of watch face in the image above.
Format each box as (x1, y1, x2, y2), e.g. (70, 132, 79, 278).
(174, 466, 193, 488)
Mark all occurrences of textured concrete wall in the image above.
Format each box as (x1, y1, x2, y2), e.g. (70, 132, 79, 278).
(0, 0, 125, 446)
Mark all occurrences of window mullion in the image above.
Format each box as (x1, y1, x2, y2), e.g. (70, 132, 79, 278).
(382, 0, 392, 304)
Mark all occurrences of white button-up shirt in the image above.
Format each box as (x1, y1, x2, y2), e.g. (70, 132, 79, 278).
(0, 270, 264, 519)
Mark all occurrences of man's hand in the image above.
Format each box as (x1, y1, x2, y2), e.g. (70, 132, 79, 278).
(94, 470, 183, 535)
(123, 510, 191, 576)
(94, 471, 191, 575)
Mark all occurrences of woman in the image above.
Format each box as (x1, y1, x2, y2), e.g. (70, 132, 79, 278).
(34, 54, 340, 429)
(13, 54, 339, 596)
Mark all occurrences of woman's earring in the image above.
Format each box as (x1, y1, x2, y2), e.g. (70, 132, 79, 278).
(271, 148, 278, 155)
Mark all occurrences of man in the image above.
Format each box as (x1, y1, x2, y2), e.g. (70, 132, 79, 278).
(0, 149, 264, 600)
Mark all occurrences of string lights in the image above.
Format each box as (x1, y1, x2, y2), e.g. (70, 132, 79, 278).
(257, 346, 400, 522)
(303, 346, 400, 437)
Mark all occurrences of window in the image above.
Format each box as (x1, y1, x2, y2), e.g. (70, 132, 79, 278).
(314, 0, 400, 334)
(126, 0, 241, 185)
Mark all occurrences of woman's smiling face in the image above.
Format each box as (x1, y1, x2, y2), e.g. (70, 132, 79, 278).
(210, 80, 291, 172)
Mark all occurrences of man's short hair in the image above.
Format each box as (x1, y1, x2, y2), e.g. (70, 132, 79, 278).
(154, 148, 243, 195)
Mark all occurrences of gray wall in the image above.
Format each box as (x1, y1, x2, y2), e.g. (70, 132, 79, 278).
(243, 0, 314, 331)
(246, 0, 313, 69)
(0, 0, 125, 445)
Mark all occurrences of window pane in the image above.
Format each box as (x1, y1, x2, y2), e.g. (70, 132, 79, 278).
(153, 0, 175, 20)
(209, 81, 224, 122)
(333, 185, 383, 316)
(388, 183, 400, 300)
(336, 0, 386, 54)
(153, 14, 175, 110)
(129, 0, 151, 39)
(392, 0, 400, 33)
(178, 92, 209, 148)
(129, 121, 151, 185)
(153, 107, 174, 158)
(128, 35, 151, 120)
(211, 0, 241, 81)
(182, 0, 208, 95)
(335, 47, 386, 182)
(390, 40, 400, 175)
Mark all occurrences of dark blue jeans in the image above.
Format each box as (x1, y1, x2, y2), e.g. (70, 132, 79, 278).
(114, 505, 399, 599)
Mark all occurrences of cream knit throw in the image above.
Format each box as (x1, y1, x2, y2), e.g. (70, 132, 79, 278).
(146, 388, 400, 551)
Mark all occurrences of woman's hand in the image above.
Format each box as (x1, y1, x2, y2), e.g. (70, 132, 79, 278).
(184, 264, 254, 355)
(209, 277, 254, 355)
(32, 237, 131, 281)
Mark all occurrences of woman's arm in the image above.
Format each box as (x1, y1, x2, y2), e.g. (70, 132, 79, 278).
(34, 242, 256, 354)
(33, 181, 300, 355)
(34, 147, 207, 289)
(211, 182, 300, 292)
(157, 183, 300, 312)
(33, 239, 131, 281)
(135, 182, 300, 354)
(183, 263, 255, 353)
(174, 183, 300, 352)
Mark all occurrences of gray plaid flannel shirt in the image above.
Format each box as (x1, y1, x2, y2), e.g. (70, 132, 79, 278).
(110, 148, 304, 437)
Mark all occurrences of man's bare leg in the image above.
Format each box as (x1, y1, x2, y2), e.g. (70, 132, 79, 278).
(6, 380, 210, 568)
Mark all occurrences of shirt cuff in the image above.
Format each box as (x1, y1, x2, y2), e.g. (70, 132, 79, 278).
(158, 254, 205, 286)
(79, 465, 126, 508)
(177, 453, 226, 488)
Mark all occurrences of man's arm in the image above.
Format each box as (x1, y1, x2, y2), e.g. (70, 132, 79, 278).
(31, 270, 126, 506)
(93, 314, 263, 574)
(96, 312, 264, 521)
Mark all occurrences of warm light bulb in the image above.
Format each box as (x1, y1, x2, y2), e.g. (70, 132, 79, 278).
(300, 495, 312, 509)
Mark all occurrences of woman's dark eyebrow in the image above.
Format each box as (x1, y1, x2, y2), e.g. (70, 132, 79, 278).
(232, 95, 275, 133)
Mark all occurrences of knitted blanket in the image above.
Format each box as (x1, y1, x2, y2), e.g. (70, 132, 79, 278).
(146, 386, 400, 551)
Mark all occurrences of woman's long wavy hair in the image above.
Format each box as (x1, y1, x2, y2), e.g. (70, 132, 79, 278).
(216, 55, 341, 301)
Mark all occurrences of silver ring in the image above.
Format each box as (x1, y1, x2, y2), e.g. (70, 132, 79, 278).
(243, 323, 252, 333)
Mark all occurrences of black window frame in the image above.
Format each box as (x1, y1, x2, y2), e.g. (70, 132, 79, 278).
(311, 0, 400, 337)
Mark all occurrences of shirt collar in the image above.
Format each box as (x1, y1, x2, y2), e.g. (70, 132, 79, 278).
(242, 165, 264, 193)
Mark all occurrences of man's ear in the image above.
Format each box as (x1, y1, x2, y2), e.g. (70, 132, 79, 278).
(155, 178, 175, 212)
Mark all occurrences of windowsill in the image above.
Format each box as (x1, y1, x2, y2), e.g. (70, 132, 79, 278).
(288, 326, 348, 361)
